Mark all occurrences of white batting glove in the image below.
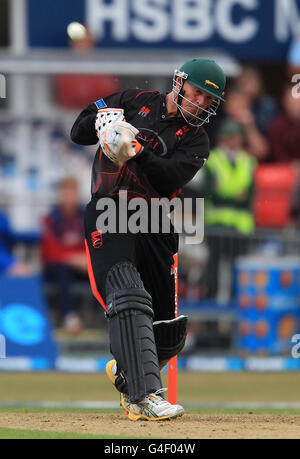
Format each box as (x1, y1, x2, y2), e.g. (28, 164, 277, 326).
(100, 120, 143, 166)
(95, 108, 125, 140)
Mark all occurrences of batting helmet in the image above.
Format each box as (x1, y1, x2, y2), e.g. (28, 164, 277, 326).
(172, 57, 226, 126)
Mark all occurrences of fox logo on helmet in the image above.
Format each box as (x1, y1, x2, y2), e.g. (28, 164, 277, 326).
(205, 80, 219, 89)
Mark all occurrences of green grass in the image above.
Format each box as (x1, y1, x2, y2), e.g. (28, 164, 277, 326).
(0, 371, 299, 418)
(0, 427, 136, 439)
(0, 372, 299, 404)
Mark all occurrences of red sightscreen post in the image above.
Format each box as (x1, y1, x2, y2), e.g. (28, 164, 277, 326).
(168, 253, 178, 404)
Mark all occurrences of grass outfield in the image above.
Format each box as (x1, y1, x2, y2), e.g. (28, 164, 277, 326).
(0, 371, 300, 404)
(0, 427, 137, 439)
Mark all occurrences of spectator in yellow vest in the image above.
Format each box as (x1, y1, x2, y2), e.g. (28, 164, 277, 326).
(203, 119, 257, 300)
(204, 119, 257, 235)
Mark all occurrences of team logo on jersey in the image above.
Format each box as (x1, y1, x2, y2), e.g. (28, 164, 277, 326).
(138, 106, 151, 117)
(175, 125, 190, 141)
(138, 128, 167, 156)
(91, 230, 103, 248)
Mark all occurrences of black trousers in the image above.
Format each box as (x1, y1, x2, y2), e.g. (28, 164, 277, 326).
(84, 197, 178, 321)
(205, 231, 249, 299)
(44, 263, 88, 318)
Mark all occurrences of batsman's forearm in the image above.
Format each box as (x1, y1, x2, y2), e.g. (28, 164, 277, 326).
(133, 146, 205, 197)
(71, 107, 99, 145)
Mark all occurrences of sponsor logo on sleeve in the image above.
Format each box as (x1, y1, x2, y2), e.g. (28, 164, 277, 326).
(95, 98, 108, 109)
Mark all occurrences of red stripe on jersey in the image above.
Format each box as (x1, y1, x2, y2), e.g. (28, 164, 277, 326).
(169, 189, 182, 199)
(85, 239, 107, 312)
(135, 90, 159, 99)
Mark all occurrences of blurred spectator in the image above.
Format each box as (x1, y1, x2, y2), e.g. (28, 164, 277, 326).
(55, 24, 121, 109)
(178, 233, 207, 301)
(267, 85, 300, 165)
(235, 66, 278, 135)
(0, 210, 30, 277)
(204, 119, 257, 233)
(291, 179, 300, 228)
(224, 88, 269, 161)
(202, 119, 257, 300)
(41, 177, 87, 333)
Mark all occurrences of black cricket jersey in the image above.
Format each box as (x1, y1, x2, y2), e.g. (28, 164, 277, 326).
(71, 89, 210, 200)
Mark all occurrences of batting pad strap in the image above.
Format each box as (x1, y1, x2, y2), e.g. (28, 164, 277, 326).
(153, 315, 188, 369)
(106, 262, 153, 319)
(106, 288, 153, 319)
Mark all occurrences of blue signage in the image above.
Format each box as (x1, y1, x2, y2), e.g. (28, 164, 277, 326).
(1, 304, 46, 346)
(0, 276, 58, 366)
(27, 0, 300, 60)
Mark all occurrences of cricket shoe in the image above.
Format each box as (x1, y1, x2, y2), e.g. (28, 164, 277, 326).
(122, 389, 184, 422)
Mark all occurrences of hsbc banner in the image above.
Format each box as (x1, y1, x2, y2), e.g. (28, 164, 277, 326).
(28, 0, 300, 60)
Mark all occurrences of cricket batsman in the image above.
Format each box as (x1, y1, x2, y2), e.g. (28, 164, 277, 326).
(71, 58, 226, 421)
